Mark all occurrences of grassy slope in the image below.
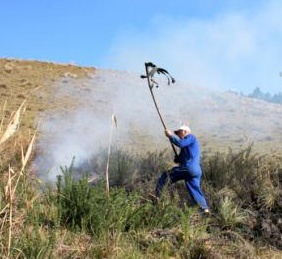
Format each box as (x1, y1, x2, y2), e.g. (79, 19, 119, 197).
(1, 58, 281, 156)
(0, 58, 95, 140)
(1, 58, 281, 258)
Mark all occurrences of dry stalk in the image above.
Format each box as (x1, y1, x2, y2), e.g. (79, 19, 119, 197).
(7, 166, 13, 258)
(12, 129, 37, 199)
(0, 99, 7, 134)
(105, 114, 117, 197)
(0, 173, 17, 216)
(21, 129, 37, 173)
(1, 130, 37, 257)
(0, 168, 12, 241)
(0, 83, 43, 257)
(0, 98, 27, 145)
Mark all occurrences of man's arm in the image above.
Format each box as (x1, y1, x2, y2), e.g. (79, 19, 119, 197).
(169, 134, 194, 148)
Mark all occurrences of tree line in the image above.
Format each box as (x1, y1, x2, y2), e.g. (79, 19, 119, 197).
(246, 87, 282, 104)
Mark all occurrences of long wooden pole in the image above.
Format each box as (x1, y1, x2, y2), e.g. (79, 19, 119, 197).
(144, 63, 177, 156)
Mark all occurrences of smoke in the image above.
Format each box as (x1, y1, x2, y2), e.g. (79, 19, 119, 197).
(33, 69, 187, 183)
(100, 0, 282, 94)
(30, 1, 282, 184)
(33, 67, 282, 184)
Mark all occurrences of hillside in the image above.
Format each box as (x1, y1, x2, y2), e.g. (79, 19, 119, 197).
(1, 58, 282, 258)
(1, 58, 281, 159)
(0, 58, 95, 134)
(1, 57, 282, 182)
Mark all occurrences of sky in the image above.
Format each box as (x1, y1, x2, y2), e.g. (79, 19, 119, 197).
(1, 0, 282, 93)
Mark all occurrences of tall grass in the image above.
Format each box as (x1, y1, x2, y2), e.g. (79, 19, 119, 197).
(216, 196, 248, 230)
(56, 165, 185, 236)
(1, 124, 282, 257)
(202, 143, 281, 209)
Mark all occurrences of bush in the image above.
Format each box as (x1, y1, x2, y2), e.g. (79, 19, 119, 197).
(202, 144, 262, 207)
(1, 145, 282, 257)
(55, 165, 184, 237)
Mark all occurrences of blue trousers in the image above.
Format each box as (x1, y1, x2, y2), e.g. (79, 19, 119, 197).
(155, 166, 209, 209)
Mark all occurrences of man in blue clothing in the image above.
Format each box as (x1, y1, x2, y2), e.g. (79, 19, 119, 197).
(155, 125, 210, 213)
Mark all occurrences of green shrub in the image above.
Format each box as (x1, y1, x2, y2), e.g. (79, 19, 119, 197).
(202, 144, 262, 207)
(1, 145, 282, 257)
(12, 225, 55, 259)
(216, 196, 248, 230)
(55, 165, 184, 238)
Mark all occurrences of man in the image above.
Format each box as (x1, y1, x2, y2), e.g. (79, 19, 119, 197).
(155, 125, 210, 213)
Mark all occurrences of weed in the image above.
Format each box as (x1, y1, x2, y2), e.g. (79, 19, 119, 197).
(216, 196, 248, 230)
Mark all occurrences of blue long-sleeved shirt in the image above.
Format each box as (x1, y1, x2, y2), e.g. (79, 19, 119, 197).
(169, 133, 201, 167)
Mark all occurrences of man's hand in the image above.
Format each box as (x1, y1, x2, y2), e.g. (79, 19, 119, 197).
(165, 129, 173, 137)
(174, 155, 180, 163)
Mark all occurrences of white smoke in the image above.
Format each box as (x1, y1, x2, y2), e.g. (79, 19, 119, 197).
(100, 0, 282, 94)
(33, 69, 183, 183)
(33, 68, 282, 184)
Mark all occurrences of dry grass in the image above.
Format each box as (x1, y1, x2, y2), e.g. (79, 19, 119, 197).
(0, 58, 95, 257)
(0, 98, 26, 145)
(0, 58, 95, 145)
(1, 58, 282, 156)
(0, 100, 37, 257)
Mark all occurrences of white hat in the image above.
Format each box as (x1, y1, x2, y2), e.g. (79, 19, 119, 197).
(174, 125, 191, 134)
